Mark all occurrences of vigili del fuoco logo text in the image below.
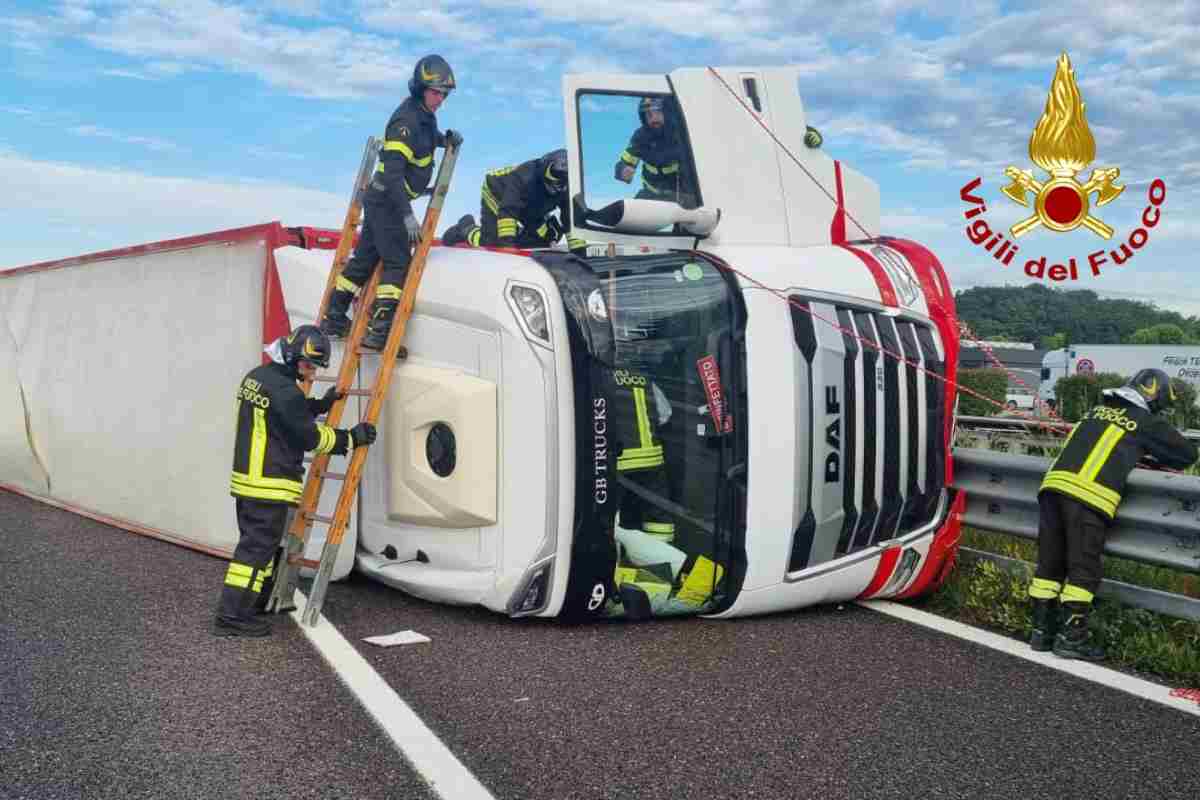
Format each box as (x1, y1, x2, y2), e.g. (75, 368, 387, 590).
(958, 52, 1166, 282)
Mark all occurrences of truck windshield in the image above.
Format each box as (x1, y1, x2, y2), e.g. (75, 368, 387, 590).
(537, 251, 747, 621)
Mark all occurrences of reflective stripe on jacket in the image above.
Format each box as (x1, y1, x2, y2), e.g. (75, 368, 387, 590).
(615, 125, 683, 197)
(1040, 398, 1197, 518)
(373, 96, 440, 217)
(230, 363, 348, 505)
(481, 155, 569, 246)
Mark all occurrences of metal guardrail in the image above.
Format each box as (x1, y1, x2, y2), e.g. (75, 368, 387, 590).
(957, 414, 1200, 442)
(950, 447, 1200, 620)
(952, 448, 1200, 572)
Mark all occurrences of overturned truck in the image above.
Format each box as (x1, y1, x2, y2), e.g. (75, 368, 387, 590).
(0, 65, 964, 622)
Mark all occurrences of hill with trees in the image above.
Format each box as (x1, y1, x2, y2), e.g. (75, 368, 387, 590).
(954, 284, 1200, 348)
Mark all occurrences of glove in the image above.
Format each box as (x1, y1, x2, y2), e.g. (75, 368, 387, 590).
(349, 422, 377, 449)
(314, 387, 345, 415)
(403, 213, 421, 243)
(443, 129, 463, 149)
(615, 163, 635, 183)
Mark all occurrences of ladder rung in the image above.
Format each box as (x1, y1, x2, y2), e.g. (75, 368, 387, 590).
(344, 389, 372, 396)
(324, 472, 346, 480)
(313, 376, 338, 383)
(308, 513, 335, 525)
(286, 555, 322, 569)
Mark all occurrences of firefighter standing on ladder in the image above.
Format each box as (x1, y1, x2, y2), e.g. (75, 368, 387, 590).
(215, 326, 377, 637)
(321, 54, 464, 349)
(1027, 369, 1196, 660)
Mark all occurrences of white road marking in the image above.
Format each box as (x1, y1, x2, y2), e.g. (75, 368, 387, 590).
(290, 591, 498, 800)
(861, 599, 1200, 718)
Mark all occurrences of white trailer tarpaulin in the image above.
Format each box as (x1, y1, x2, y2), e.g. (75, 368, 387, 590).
(0, 223, 342, 558)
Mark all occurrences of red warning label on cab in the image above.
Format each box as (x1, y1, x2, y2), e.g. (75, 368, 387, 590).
(697, 355, 733, 433)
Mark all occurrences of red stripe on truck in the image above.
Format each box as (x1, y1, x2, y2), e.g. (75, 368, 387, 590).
(830, 160, 847, 245)
(838, 244, 898, 307)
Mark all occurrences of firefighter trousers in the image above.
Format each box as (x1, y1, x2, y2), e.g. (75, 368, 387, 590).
(1035, 491, 1108, 595)
(341, 193, 413, 291)
(477, 206, 552, 249)
(217, 498, 291, 620)
(618, 466, 676, 543)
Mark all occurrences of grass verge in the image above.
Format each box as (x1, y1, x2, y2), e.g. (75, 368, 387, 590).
(920, 527, 1200, 686)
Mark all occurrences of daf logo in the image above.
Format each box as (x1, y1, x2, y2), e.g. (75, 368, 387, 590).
(871, 245, 922, 308)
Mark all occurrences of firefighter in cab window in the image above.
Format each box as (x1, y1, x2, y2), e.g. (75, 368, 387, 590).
(320, 54, 464, 350)
(441, 148, 586, 254)
(613, 97, 696, 209)
(215, 326, 377, 637)
(1027, 369, 1197, 661)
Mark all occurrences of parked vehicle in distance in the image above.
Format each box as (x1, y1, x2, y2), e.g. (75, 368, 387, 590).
(1040, 345, 1200, 407)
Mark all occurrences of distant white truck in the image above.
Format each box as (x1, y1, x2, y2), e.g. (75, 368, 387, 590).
(1040, 345, 1200, 406)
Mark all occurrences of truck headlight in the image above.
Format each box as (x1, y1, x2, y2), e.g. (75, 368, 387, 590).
(507, 283, 551, 346)
(509, 557, 554, 616)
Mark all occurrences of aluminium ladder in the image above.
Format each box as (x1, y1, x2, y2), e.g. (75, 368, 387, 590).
(265, 134, 461, 625)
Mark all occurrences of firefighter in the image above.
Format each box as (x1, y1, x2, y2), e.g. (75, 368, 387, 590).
(320, 54, 464, 350)
(441, 149, 585, 252)
(1027, 369, 1196, 660)
(613, 97, 693, 206)
(216, 325, 377, 637)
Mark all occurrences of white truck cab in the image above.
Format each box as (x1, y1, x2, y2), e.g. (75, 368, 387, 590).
(348, 66, 964, 621)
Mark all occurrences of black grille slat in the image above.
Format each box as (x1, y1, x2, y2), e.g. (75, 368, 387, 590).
(872, 316, 903, 544)
(835, 309, 859, 556)
(850, 311, 879, 551)
(896, 321, 923, 531)
(915, 326, 945, 520)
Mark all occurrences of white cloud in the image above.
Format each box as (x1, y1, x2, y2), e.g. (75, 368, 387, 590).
(68, 124, 182, 153)
(0, 152, 346, 268)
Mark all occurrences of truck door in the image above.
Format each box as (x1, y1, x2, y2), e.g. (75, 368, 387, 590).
(562, 72, 707, 251)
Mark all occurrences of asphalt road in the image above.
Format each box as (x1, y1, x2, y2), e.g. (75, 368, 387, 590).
(3, 490, 1198, 800)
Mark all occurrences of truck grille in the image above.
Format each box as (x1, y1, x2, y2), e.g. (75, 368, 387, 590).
(788, 297, 946, 572)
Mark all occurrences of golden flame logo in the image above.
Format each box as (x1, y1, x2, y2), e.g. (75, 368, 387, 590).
(1001, 53, 1124, 239)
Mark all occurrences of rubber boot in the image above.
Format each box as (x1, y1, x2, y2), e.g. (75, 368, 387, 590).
(441, 214, 476, 247)
(1029, 598, 1058, 652)
(214, 584, 272, 637)
(1053, 601, 1105, 661)
(361, 297, 399, 351)
(320, 288, 354, 339)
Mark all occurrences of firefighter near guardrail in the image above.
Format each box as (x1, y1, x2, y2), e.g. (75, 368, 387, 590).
(1026, 369, 1197, 661)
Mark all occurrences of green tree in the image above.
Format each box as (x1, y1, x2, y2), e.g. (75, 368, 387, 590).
(957, 368, 1008, 416)
(1054, 372, 1127, 422)
(1040, 332, 1067, 350)
(1127, 323, 1190, 345)
(954, 285, 1191, 347)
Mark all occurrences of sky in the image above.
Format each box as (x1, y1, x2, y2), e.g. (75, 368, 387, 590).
(2, 0, 1198, 323)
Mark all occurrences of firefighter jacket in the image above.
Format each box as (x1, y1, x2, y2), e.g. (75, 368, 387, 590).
(371, 96, 441, 218)
(230, 362, 351, 505)
(615, 126, 684, 199)
(1040, 392, 1197, 519)
(482, 154, 569, 246)
(611, 369, 670, 473)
